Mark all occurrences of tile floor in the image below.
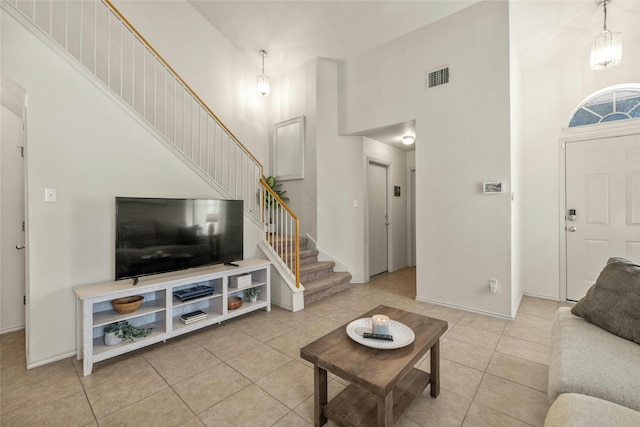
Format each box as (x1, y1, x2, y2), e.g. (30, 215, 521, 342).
(0, 267, 571, 427)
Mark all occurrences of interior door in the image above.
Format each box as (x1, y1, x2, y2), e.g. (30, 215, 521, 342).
(368, 161, 388, 277)
(1, 104, 26, 332)
(566, 134, 640, 301)
(410, 169, 416, 267)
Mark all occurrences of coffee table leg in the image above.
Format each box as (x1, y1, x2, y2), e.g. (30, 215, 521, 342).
(314, 365, 328, 426)
(430, 339, 440, 397)
(377, 391, 394, 426)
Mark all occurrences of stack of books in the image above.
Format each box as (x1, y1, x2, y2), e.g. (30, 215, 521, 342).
(179, 309, 208, 325)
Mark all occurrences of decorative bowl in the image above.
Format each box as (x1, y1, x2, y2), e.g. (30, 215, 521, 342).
(228, 296, 243, 310)
(112, 295, 144, 314)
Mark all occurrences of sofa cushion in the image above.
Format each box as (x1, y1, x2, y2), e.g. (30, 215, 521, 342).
(548, 308, 640, 411)
(545, 393, 640, 427)
(571, 257, 640, 344)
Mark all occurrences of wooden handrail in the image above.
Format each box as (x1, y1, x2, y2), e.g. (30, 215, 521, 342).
(260, 178, 300, 288)
(103, 0, 264, 173)
(260, 179, 299, 220)
(99, 2, 300, 288)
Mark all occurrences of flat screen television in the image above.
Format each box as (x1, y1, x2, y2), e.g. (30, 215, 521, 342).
(115, 197, 243, 280)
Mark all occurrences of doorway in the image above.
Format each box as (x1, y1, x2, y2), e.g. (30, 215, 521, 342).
(368, 161, 389, 277)
(409, 168, 416, 267)
(565, 134, 640, 301)
(1, 76, 27, 334)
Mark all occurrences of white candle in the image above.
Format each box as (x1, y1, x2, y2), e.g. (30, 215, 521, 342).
(371, 314, 390, 335)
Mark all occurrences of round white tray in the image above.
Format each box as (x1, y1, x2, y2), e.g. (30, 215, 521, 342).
(346, 318, 415, 350)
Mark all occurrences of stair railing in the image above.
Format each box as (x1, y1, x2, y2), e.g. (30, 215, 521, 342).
(6, 0, 302, 289)
(261, 178, 300, 288)
(4, 0, 263, 219)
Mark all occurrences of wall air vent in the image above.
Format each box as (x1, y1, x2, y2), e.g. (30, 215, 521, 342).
(427, 67, 450, 89)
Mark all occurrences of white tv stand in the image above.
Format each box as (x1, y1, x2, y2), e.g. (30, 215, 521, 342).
(74, 258, 270, 376)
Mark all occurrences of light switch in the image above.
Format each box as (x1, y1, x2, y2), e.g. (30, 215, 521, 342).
(353, 200, 359, 208)
(45, 188, 57, 203)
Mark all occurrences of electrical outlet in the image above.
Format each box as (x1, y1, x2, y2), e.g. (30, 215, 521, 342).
(489, 279, 498, 294)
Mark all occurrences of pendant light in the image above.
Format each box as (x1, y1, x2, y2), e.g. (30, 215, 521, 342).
(590, 0, 622, 70)
(257, 50, 270, 97)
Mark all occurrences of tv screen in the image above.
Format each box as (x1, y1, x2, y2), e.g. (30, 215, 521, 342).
(115, 197, 243, 280)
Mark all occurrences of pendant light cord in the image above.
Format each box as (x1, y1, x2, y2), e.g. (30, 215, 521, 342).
(260, 50, 267, 75)
(603, 0, 608, 32)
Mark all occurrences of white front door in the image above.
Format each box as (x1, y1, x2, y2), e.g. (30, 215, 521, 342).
(1, 105, 26, 332)
(368, 161, 388, 277)
(566, 134, 640, 301)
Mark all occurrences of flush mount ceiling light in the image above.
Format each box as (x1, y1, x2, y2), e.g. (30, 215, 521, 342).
(257, 50, 270, 97)
(402, 136, 415, 145)
(590, 0, 622, 70)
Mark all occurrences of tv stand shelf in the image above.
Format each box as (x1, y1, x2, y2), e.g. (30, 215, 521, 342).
(74, 258, 270, 376)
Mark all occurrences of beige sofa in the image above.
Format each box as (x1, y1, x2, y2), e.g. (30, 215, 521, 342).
(545, 307, 640, 426)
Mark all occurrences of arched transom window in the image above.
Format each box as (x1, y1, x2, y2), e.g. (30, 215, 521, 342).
(569, 87, 640, 127)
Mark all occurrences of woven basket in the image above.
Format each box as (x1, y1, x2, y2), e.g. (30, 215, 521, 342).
(112, 295, 144, 314)
(228, 296, 243, 310)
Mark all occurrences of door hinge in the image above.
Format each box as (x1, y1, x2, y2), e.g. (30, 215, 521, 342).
(18, 146, 25, 158)
(23, 295, 26, 305)
(22, 221, 25, 231)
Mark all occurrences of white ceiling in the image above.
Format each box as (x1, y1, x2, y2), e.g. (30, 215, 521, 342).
(188, 1, 479, 77)
(187, 1, 480, 150)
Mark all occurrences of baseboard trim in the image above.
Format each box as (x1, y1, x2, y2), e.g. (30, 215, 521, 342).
(0, 325, 25, 335)
(27, 350, 76, 370)
(522, 292, 562, 302)
(415, 296, 515, 321)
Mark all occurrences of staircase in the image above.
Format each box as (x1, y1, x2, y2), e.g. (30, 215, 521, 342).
(5, 0, 351, 310)
(277, 236, 352, 305)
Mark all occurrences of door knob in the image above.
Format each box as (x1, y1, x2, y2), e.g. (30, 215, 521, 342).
(16, 244, 25, 250)
(566, 226, 577, 232)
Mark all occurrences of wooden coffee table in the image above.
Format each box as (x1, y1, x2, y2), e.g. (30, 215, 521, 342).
(300, 305, 448, 426)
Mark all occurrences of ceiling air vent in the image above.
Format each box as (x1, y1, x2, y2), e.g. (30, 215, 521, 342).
(427, 67, 450, 89)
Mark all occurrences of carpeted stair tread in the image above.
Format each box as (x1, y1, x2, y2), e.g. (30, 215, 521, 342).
(303, 272, 352, 292)
(300, 261, 335, 277)
(303, 272, 352, 305)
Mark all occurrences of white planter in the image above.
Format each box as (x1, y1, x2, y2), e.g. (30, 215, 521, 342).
(104, 331, 122, 346)
(249, 295, 258, 303)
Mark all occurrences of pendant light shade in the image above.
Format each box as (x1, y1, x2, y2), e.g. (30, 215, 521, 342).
(590, 0, 622, 70)
(257, 50, 270, 97)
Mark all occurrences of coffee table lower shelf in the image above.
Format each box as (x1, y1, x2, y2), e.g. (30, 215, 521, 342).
(323, 368, 430, 426)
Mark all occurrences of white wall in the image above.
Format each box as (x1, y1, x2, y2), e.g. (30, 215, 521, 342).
(509, 5, 523, 314)
(2, 11, 264, 365)
(112, 0, 269, 168)
(270, 61, 318, 239)
(363, 137, 408, 274)
(270, 59, 412, 282)
(510, 0, 640, 299)
(340, 1, 513, 316)
(316, 59, 367, 282)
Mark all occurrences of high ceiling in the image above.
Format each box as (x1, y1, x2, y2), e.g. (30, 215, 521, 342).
(188, 1, 479, 77)
(187, 1, 480, 150)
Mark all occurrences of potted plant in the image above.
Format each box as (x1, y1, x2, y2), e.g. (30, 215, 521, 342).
(244, 287, 261, 303)
(103, 320, 153, 346)
(264, 175, 289, 234)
